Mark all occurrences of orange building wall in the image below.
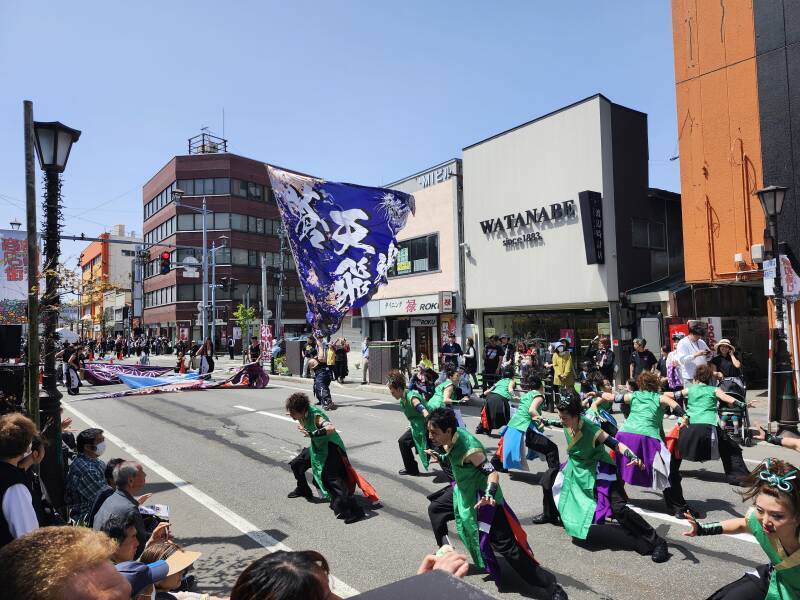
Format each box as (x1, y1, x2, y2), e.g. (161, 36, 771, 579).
(672, 0, 765, 283)
(80, 234, 111, 324)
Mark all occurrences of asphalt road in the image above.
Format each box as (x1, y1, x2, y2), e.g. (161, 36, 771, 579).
(61, 364, 797, 600)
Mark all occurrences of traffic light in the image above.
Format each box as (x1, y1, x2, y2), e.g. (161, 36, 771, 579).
(219, 277, 229, 292)
(159, 251, 171, 274)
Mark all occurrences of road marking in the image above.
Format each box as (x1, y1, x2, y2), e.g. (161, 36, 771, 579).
(63, 403, 359, 598)
(630, 506, 756, 544)
(235, 405, 343, 432)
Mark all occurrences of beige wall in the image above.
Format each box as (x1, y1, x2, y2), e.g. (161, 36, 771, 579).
(372, 177, 459, 299)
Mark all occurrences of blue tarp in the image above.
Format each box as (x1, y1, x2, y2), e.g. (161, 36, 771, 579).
(118, 372, 200, 390)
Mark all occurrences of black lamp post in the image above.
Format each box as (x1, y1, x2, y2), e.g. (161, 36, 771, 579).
(33, 120, 81, 509)
(757, 184, 799, 437)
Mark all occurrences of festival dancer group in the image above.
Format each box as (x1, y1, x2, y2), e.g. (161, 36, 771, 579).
(282, 336, 798, 599)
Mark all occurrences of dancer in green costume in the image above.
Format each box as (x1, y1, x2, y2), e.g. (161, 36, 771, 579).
(685, 457, 800, 599)
(387, 370, 430, 476)
(426, 407, 568, 599)
(426, 363, 460, 411)
(285, 393, 378, 524)
(476, 365, 515, 435)
(535, 391, 670, 562)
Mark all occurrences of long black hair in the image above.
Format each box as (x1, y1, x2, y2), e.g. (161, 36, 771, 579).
(230, 550, 331, 600)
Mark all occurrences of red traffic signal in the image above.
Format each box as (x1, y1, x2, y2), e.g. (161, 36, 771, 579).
(160, 251, 171, 274)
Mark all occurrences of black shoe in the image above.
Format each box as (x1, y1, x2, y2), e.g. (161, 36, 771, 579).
(398, 469, 420, 476)
(326, 403, 337, 410)
(673, 507, 697, 520)
(550, 583, 569, 600)
(344, 512, 364, 524)
(475, 426, 488, 435)
(531, 513, 559, 525)
(651, 539, 670, 563)
(287, 488, 312, 499)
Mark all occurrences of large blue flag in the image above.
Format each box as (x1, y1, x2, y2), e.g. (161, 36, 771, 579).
(267, 166, 415, 336)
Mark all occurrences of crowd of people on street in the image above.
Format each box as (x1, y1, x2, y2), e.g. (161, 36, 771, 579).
(5, 318, 800, 599)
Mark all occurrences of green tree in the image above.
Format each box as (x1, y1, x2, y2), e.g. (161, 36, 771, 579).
(233, 304, 257, 362)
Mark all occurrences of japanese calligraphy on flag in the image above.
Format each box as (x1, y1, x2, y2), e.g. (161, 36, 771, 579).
(0, 229, 28, 324)
(267, 166, 415, 336)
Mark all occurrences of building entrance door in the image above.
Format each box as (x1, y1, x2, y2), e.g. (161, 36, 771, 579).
(414, 326, 433, 366)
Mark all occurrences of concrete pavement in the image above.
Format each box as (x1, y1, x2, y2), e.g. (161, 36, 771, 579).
(61, 363, 794, 599)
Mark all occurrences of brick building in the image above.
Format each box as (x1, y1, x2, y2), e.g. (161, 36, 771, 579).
(141, 143, 304, 347)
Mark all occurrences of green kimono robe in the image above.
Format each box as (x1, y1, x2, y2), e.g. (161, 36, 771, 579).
(302, 405, 347, 499)
(399, 389, 429, 470)
(746, 508, 800, 600)
(447, 427, 505, 567)
(557, 416, 615, 540)
(427, 379, 453, 411)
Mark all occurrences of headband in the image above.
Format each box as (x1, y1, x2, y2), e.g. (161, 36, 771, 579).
(759, 458, 798, 493)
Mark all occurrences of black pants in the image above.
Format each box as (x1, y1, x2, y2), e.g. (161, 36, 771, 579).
(489, 506, 556, 589)
(228, 348, 235, 359)
(525, 429, 561, 470)
(313, 368, 333, 407)
(663, 456, 690, 514)
(718, 429, 749, 484)
(541, 466, 661, 553)
(707, 564, 770, 599)
(289, 445, 364, 520)
(427, 484, 455, 546)
(482, 370, 499, 391)
(398, 429, 421, 475)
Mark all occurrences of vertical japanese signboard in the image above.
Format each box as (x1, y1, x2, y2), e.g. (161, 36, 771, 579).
(578, 191, 604, 265)
(0, 230, 28, 324)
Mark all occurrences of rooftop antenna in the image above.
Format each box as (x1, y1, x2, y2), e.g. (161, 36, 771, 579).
(222, 107, 225, 140)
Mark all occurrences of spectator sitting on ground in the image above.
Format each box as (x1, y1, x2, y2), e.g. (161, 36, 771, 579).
(0, 413, 39, 547)
(99, 513, 171, 563)
(0, 526, 131, 600)
(138, 540, 204, 600)
(87, 457, 125, 527)
(93, 461, 151, 556)
(64, 427, 108, 524)
(230, 548, 468, 600)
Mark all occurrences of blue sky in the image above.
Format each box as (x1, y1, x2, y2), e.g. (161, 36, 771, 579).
(0, 1, 679, 265)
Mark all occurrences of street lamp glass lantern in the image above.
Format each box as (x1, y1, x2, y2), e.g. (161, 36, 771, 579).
(171, 188, 185, 202)
(9, 218, 21, 231)
(757, 185, 788, 218)
(32, 121, 81, 173)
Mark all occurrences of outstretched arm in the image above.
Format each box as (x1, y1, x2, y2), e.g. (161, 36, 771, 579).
(753, 426, 800, 451)
(683, 513, 748, 537)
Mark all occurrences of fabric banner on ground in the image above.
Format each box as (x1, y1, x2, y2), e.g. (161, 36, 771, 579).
(83, 362, 174, 385)
(267, 166, 415, 336)
(118, 372, 200, 389)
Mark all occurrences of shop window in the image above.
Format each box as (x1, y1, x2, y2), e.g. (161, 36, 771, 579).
(389, 234, 439, 277)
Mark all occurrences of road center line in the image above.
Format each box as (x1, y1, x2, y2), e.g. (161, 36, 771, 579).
(63, 403, 359, 598)
(235, 405, 343, 432)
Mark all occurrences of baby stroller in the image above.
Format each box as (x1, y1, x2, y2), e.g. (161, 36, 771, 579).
(717, 377, 754, 447)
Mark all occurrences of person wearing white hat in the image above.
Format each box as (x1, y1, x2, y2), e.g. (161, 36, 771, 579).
(138, 540, 206, 600)
(711, 338, 743, 383)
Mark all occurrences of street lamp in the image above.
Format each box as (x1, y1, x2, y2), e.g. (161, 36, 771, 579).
(9, 218, 21, 231)
(33, 119, 81, 510)
(757, 184, 798, 437)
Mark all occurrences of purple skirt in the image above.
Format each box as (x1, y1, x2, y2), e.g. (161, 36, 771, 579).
(616, 432, 671, 490)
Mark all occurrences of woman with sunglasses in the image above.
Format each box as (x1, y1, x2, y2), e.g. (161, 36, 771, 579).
(684, 457, 800, 599)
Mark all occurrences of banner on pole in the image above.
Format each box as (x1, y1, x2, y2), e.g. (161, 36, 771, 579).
(0, 229, 28, 324)
(267, 166, 415, 336)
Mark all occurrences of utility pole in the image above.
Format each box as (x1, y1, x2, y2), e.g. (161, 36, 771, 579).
(23, 100, 39, 424)
(261, 254, 269, 325)
(275, 226, 286, 340)
(211, 240, 217, 355)
(201, 195, 208, 342)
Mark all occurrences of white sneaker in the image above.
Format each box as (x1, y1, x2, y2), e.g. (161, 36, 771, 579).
(668, 414, 677, 420)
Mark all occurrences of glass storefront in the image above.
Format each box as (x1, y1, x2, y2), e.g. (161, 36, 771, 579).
(482, 308, 610, 364)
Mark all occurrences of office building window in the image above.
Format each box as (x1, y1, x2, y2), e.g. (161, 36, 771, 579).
(144, 216, 176, 245)
(388, 234, 439, 277)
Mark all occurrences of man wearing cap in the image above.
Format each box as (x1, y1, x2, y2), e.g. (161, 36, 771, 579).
(675, 324, 711, 389)
(711, 339, 743, 382)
